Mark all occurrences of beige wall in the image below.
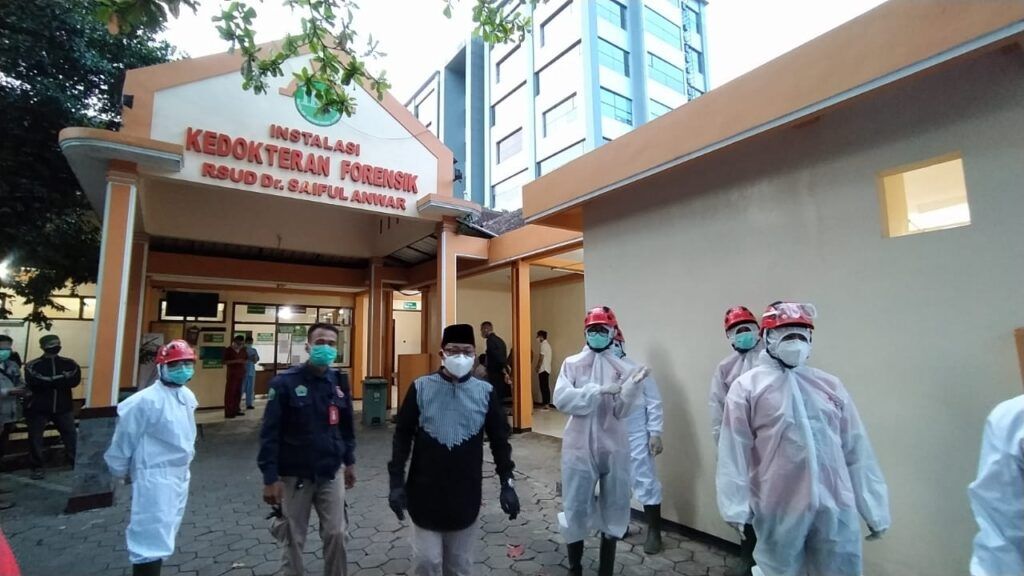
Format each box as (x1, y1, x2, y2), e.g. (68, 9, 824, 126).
(530, 278, 586, 398)
(582, 50, 1024, 575)
(456, 281, 512, 354)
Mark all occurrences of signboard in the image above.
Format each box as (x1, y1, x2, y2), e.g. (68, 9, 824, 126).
(202, 332, 225, 344)
(295, 83, 342, 127)
(256, 332, 274, 343)
(202, 359, 223, 369)
(247, 305, 267, 314)
(402, 301, 419, 311)
(149, 58, 439, 219)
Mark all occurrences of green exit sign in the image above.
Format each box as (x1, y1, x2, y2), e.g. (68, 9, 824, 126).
(402, 301, 419, 310)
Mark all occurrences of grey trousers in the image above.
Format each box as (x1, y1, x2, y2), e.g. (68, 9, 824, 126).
(411, 523, 476, 576)
(272, 476, 348, 576)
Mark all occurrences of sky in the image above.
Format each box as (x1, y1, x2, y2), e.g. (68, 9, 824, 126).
(161, 0, 889, 102)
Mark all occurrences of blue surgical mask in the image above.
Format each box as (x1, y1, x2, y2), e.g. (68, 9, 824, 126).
(586, 331, 613, 351)
(309, 344, 338, 367)
(732, 332, 758, 352)
(0, 350, 10, 363)
(165, 364, 194, 385)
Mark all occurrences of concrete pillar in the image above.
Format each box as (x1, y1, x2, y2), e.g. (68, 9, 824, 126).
(368, 258, 385, 377)
(511, 259, 533, 432)
(67, 165, 138, 513)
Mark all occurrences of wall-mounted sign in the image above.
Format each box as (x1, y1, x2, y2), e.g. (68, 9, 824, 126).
(246, 305, 266, 314)
(202, 333, 225, 344)
(256, 332, 274, 343)
(402, 301, 420, 311)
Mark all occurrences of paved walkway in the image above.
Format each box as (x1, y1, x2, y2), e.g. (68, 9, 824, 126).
(0, 413, 738, 575)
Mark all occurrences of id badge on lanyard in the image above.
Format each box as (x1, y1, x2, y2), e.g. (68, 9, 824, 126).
(328, 404, 339, 425)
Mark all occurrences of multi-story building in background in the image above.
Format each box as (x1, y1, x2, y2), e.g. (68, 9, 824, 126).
(406, 0, 709, 210)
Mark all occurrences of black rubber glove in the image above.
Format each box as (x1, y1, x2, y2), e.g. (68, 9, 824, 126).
(389, 486, 407, 521)
(500, 483, 520, 520)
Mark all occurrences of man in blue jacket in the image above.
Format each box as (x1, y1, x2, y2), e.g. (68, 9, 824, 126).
(258, 323, 356, 576)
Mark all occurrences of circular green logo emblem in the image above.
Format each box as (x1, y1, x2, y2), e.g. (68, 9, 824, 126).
(294, 85, 341, 127)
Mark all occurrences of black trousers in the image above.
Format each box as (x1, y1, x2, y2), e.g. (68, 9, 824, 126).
(538, 371, 551, 405)
(26, 411, 77, 468)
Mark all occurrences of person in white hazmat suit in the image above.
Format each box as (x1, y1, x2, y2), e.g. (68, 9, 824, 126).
(709, 306, 763, 575)
(968, 394, 1024, 576)
(105, 339, 199, 576)
(554, 306, 649, 576)
(716, 302, 890, 576)
(611, 331, 665, 555)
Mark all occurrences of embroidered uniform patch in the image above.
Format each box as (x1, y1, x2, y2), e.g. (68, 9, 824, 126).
(295, 385, 308, 397)
(268, 388, 277, 401)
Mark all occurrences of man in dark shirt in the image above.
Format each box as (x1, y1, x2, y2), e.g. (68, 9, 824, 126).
(222, 335, 247, 418)
(24, 334, 80, 480)
(388, 323, 520, 576)
(258, 323, 356, 576)
(480, 321, 509, 400)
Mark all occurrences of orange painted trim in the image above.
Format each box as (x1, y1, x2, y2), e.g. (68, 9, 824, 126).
(511, 260, 533, 431)
(148, 280, 360, 299)
(147, 252, 367, 287)
(450, 234, 489, 260)
(488, 226, 582, 266)
(522, 0, 1024, 223)
(59, 127, 183, 156)
(353, 292, 368, 398)
(120, 39, 453, 198)
(118, 241, 148, 391)
(89, 182, 136, 407)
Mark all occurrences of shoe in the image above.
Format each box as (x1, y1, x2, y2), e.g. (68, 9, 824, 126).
(246, 406, 255, 410)
(643, 504, 663, 554)
(0, 501, 13, 510)
(598, 535, 617, 576)
(31, 469, 44, 480)
(565, 540, 583, 576)
(132, 559, 162, 576)
(726, 524, 757, 576)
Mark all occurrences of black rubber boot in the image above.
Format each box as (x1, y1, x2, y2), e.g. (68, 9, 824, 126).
(643, 504, 663, 554)
(726, 524, 757, 576)
(132, 559, 162, 576)
(566, 540, 584, 576)
(598, 535, 617, 576)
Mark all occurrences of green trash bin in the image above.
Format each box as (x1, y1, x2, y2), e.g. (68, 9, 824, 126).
(362, 377, 389, 427)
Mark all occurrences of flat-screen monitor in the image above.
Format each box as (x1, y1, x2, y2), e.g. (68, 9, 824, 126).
(165, 291, 219, 318)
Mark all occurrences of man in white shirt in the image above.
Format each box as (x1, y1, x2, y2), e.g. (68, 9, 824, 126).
(534, 331, 554, 409)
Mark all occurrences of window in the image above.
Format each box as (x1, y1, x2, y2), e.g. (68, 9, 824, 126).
(491, 170, 531, 211)
(600, 88, 632, 125)
(536, 45, 581, 97)
(648, 53, 685, 91)
(683, 4, 702, 36)
(686, 85, 704, 100)
(538, 141, 585, 175)
(879, 155, 971, 237)
(542, 95, 578, 136)
(644, 7, 681, 49)
(649, 100, 673, 118)
(496, 44, 522, 84)
(541, 1, 575, 47)
(496, 129, 524, 164)
(597, 39, 629, 77)
(492, 85, 525, 127)
(685, 46, 706, 76)
(596, 0, 627, 30)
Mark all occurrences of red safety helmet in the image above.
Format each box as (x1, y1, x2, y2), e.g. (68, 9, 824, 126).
(584, 306, 618, 329)
(614, 326, 625, 343)
(156, 339, 196, 365)
(761, 302, 816, 333)
(724, 306, 758, 332)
